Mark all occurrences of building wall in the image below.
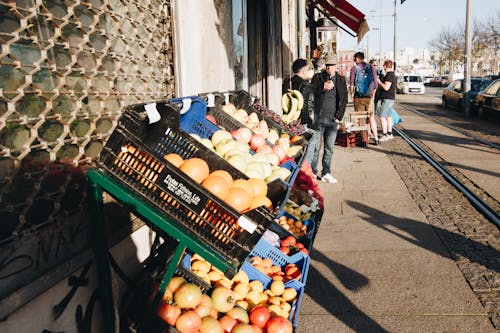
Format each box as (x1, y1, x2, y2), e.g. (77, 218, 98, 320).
(174, 0, 237, 96)
(0, 0, 175, 330)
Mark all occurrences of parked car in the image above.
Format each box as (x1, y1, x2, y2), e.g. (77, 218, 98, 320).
(397, 75, 425, 94)
(423, 76, 434, 86)
(442, 78, 493, 112)
(429, 76, 450, 87)
(472, 78, 500, 119)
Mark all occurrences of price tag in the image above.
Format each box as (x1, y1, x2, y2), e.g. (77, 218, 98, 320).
(180, 98, 192, 114)
(145, 103, 161, 124)
(207, 94, 215, 107)
(237, 215, 257, 234)
(224, 92, 230, 104)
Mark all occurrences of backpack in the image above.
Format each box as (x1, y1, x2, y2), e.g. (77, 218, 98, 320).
(355, 64, 374, 97)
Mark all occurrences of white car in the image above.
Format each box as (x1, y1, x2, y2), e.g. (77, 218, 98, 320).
(397, 75, 425, 94)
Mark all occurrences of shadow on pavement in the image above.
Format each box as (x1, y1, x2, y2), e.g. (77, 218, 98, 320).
(303, 250, 389, 332)
(346, 200, 500, 273)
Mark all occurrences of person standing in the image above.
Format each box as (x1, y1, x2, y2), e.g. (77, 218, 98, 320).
(350, 52, 380, 145)
(290, 59, 320, 171)
(311, 54, 348, 183)
(376, 59, 397, 141)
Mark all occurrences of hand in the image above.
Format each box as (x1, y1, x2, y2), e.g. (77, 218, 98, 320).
(324, 80, 333, 90)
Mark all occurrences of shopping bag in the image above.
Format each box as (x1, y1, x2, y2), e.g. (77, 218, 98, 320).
(391, 109, 403, 125)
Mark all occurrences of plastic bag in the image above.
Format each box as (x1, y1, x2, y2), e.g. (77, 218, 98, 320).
(391, 109, 403, 125)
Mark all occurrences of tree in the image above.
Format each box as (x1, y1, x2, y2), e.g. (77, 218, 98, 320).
(428, 11, 500, 75)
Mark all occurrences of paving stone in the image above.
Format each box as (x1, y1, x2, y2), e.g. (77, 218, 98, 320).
(383, 136, 500, 331)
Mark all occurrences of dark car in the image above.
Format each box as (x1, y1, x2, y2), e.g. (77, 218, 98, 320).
(441, 78, 492, 112)
(429, 75, 450, 87)
(472, 78, 500, 119)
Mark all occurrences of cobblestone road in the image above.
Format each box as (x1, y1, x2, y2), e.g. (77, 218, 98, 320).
(383, 136, 500, 331)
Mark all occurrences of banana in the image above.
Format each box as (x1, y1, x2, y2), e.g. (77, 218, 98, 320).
(282, 96, 299, 124)
(289, 90, 304, 111)
(281, 93, 291, 114)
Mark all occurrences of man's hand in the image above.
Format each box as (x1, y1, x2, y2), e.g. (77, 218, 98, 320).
(324, 80, 334, 91)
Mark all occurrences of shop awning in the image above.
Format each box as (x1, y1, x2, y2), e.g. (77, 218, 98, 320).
(310, 0, 369, 43)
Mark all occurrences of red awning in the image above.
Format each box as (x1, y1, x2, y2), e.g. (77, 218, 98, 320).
(310, 0, 369, 43)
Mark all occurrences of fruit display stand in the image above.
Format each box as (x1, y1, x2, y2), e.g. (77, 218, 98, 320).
(88, 101, 275, 331)
(89, 97, 324, 331)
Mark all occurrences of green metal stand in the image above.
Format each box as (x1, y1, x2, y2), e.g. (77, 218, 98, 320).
(87, 169, 235, 329)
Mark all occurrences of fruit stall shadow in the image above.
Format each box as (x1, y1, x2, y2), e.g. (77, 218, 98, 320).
(346, 200, 500, 274)
(300, 250, 389, 333)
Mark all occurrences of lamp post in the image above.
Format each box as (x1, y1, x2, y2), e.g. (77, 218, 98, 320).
(367, 27, 380, 60)
(393, 0, 397, 70)
(463, 0, 472, 117)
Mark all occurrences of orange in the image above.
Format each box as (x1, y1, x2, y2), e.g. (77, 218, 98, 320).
(202, 175, 230, 200)
(230, 179, 254, 198)
(164, 153, 184, 167)
(225, 186, 252, 212)
(179, 158, 210, 183)
(209, 169, 233, 186)
(249, 196, 272, 211)
(247, 178, 268, 198)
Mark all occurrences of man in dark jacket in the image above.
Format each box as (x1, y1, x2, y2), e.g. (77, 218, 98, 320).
(291, 59, 315, 127)
(311, 54, 348, 183)
(290, 58, 321, 174)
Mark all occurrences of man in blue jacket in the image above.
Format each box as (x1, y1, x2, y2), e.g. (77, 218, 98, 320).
(311, 55, 348, 183)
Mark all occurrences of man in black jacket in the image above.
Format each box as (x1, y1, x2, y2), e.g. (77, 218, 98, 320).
(290, 59, 321, 175)
(311, 54, 348, 183)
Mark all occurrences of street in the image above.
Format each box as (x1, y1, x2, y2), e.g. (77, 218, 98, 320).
(395, 86, 500, 146)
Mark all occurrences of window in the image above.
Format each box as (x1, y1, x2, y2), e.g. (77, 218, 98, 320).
(232, 0, 247, 90)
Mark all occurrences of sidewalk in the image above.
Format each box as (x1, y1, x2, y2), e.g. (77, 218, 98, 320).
(296, 110, 496, 332)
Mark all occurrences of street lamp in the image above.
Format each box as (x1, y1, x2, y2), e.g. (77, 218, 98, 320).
(367, 28, 380, 60)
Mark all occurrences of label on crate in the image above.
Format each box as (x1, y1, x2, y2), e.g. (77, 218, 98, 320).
(156, 170, 208, 214)
(237, 215, 257, 234)
(145, 103, 161, 124)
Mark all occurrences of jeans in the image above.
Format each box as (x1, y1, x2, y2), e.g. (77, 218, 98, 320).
(311, 118, 339, 176)
(303, 127, 321, 175)
(379, 99, 394, 118)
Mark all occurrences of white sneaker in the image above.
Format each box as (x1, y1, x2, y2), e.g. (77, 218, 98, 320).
(321, 173, 338, 183)
(379, 135, 389, 142)
(387, 134, 394, 140)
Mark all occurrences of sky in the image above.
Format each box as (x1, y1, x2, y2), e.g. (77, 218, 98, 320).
(337, 0, 500, 54)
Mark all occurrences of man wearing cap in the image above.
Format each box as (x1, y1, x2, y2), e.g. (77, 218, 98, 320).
(311, 54, 348, 183)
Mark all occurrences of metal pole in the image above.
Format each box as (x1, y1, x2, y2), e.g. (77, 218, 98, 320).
(464, 0, 472, 117)
(393, 0, 397, 69)
(379, 0, 382, 60)
(298, 0, 306, 58)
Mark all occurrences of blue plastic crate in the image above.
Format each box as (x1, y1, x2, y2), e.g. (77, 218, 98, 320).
(173, 96, 220, 138)
(241, 260, 305, 327)
(246, 237, 310, 286)
(272, 211, 316, 253)
(280, 160, 300, 187)
(180, 250, 305, 327)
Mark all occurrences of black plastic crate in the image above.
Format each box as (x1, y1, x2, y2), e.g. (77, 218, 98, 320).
(98, 102, 275, 271)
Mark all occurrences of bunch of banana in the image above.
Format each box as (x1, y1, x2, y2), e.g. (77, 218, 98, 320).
(281, 90, 304, 124)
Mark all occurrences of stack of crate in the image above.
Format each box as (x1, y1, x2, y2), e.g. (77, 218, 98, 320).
(336, 131, 368, 147)
(336, 111, 369, 147)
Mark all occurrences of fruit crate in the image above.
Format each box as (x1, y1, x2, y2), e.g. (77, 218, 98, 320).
(179, 251, 305, 327)
(280, 185, 318, 222)
(98, 101, 275, 273)
(172, 96, 221, 139)
(336, 130, 368, 147)
(271, 211, 316, 253)
(246, 237, 310, 286)
(199, 90, 257, 109)
(243, 259, 305, 327)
